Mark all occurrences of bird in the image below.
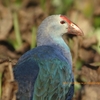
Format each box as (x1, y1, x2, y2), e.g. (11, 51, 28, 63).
(14, 14, 83, 100)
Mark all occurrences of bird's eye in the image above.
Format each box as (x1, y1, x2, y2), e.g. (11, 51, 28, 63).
(60, 20, 66, 24)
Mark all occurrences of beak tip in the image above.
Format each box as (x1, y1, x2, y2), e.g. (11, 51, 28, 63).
(68, 22, 84, 36)
(79, 30, 84, 36)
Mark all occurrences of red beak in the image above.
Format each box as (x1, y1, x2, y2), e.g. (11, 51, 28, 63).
(60, 15, 84, 36)
(68, 22, 84, 36)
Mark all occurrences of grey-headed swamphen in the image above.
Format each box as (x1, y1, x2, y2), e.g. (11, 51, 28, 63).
(14, 15, 83, 100)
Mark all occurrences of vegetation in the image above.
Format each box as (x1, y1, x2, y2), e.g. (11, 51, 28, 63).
(0, 0, 100, 100)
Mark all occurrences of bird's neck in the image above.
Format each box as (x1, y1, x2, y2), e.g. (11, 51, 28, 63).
(37, 36, 72, 66)
(51, 36, 72, 66)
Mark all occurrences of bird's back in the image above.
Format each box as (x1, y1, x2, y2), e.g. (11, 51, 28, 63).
(14, 45, 74, 100)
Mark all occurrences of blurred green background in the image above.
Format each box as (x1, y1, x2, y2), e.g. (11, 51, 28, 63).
(0, 0, 100, 100)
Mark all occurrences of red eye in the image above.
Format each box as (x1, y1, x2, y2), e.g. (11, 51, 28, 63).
(60, 20, 66, 24)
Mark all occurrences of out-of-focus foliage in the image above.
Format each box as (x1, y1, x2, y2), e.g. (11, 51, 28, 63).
(52, 0, 73, 14)
(0, 73, 2, 98)
(93, 16, 100, 28)
(13, 12, 23, 50)
(74, 0, 94, 17)
(0, 0, 100, 100)
(31, 26, 37, 49)
(92, 28, 100, 54)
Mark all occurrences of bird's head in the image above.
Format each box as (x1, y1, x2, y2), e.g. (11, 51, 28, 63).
(37, 15, 83, 45)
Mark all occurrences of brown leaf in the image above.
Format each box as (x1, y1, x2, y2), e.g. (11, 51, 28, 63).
(89, 62, 100, 67)
(1, 61, 18, 100)
(0, 5, 13, 40)
(79, 48, 95, 63)
(82, 86, 100, 100)
(81, 65, 100, 82)
(82, 36, 97, 48)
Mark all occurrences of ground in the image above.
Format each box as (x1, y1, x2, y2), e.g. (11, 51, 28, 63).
(0, 0, 100, 100)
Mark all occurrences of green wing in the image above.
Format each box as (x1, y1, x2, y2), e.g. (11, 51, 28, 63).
(32, 58, 72, 100)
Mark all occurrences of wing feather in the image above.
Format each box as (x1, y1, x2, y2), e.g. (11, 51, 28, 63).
(33, 58, 72, 100)
(14, 46, 73, 100)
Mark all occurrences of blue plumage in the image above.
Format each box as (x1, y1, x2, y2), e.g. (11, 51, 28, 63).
(14, 15, 83, 100)
(14, 46, 74, 100)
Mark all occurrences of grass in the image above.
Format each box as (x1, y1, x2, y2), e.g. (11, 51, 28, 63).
(13, 12, 23, 50)
(31, 26, 37, 49)
(0, 73, 2, 98)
